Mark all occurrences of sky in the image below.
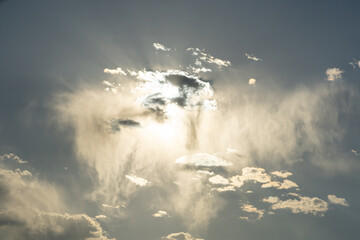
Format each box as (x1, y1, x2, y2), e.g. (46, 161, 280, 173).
(1, 1, 360, 240)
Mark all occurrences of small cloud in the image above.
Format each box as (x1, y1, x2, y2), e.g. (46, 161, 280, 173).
(175, 153, 232, 167)
(349, 58, 360, 69)
(328, 194, 349, 207)
(162, 232, 204, 240)
(0, 153, 28, 164)
(263, 196, 280, 204)
(196, 170, 214, 175)
(125, 174, 149, 187)
(241, 204, 264, 219)
(187, 48, 231, 68)
(208, 175, 229, 185)
(95, 215, 107, 219)
(104, 67, 127, 75)
(277, 179, 299, 189)
(244, 53, 262, 61)
(271, 196, 328, 216)
(152, 210, 170, 218)
(351, 149, 359, 155)
(102, 204, 120, 209)
(215, 185, 236, 192)
(248, 78, 256, 86)
(325, 68, 344, 81)
(271, 170, 293, 178)
(261, 181, 281, 188)
(188, 66, 212, 74)
(153, 42, 171, 51)
(230, 167, 271, 188)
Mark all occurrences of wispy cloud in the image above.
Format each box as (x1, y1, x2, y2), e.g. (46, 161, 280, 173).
(187, 48, 231, 68)
(162, 232, 204, 240)
(104, 67, 127, 75)
(241, 204, 264, 220)
(125, 174, 150, 187)
(244, 53, 262, 61)
(153, 42, 171, 51)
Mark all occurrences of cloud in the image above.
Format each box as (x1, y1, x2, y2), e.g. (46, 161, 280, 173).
(0, 164, 113, 240)
(152, 210, 169, 218)
(325, 68, 344, 81)
(261, 181, 281, 188)
(262, 196, 279, 204)
(230, 167, 271, 188)
(351, 149, 359, 155)
(175, 153, 232, 167)
(327, 194, 349, 207)
(271, 196, 328, 216)
(208, 175, 229, 185)
(0, 153, 28, 164)
(162, 232, 204, 240)
(187, 48, 231, 68)
(349, 58, 360, 69)
(271, 171, 292, 178)
(95, 215, 107, 219)
(109, 118, 140, 133)
(277, 179, 299, 189)
(188, 66, 212, 74)
(248, 78, 256, 85)
(125, 174, 149, 187)
(241, 204, 264, 220)
(104, 67, 127, 75)
(153, 42, 171, 51)
(214, 185, 236, 192)
(244, 53, 262, 61)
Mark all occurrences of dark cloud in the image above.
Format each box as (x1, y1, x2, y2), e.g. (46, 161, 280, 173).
(109, 119, 141, 133)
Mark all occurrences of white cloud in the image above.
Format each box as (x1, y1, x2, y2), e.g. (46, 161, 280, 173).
(349, 58, 360, 69)
(328, 194, 349, 207)
(244, 53, 262, 61)
(351, 149, 359, 155)
(162, 232, 204, 240)
(325, 68, 344, 81)
(125, 174, 149, 187)
(261, 181, 280, 188)
(188, 66, 212, 74)
(241, 204, 264, 219)
(271, 196, 328, 216)
(152, 210, 170, 218)
(271, 170, 293, 178)
(104, 67, 127, 75)
(196, 170, 214, 175)
(248, 78, 256, 85)
(277, 179, 299, 189)
(262, 196, 279, 204)
(187, 48, 231, 68)
(95, 214, 107, 219)
(230, 167, 271, 188)
(0, 153, 28, 164)
(215, 185, 236, 192)
(175, 153, 232, 167)
(153, 42, 171, 51)
(208, 175, 229, 185)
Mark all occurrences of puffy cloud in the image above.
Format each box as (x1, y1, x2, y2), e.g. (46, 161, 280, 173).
(325, 68, 344, 81)
(327, 194, 349, 207)
(230, 167, 271, 188)
(208, 175, 229, 185)
(162, 232, 204, 240)
(187, 48, 231, 68)
(241, 204, 264, 220)
(0, 165, 112, 240)
(248, 78, 256, 86)
(153, 42, 171, 51)
(271, 170, 293, 178)
(0, 153, 28, 164)
(175, 153, 232, 167)
(244, 53, 262, 61)
(125, 174, 149, 187)
(262, 196, 279, 204)
(271, 196, 328, 216)
(152, 210, 169, 218)
(104, 67, 127, 75)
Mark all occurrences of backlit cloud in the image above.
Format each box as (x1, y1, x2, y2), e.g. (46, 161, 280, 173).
(104, 67, 127, 75)
(325, 68, 344, 81)
(327, 195, 349, 207)
(153, 42, 171, 51)
(125, 174, 150, 187)
(244, 53, 262, 61)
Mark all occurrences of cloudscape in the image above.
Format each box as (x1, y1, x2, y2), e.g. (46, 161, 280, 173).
(1, 1, 360, 240)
